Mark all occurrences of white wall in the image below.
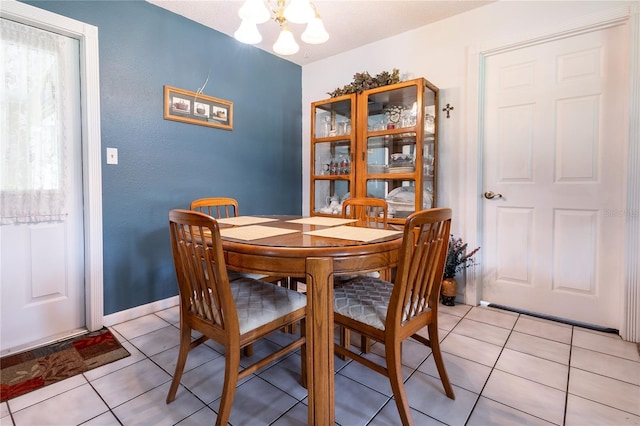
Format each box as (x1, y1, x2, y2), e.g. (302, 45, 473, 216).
(301, 0, 632, 236)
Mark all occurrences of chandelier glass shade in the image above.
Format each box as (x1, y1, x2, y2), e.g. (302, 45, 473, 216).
(234, 0, 329, 56)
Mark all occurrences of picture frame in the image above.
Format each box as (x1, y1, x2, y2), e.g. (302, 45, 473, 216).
(163, 85, 233, 130)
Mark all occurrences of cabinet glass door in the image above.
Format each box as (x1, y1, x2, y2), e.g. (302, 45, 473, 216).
(311, 95, 354, 215)
(362, 81, 434, 221)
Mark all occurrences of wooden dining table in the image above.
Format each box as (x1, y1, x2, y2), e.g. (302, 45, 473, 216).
(217, 215, 403, 425)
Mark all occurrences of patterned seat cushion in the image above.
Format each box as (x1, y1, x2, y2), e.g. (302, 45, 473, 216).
(231, 278, 307, 335)
(333, 277, 393, 330)
(334, 276, 430, 330)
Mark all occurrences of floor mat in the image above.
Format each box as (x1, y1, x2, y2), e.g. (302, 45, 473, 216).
(1, 327, 130, 402)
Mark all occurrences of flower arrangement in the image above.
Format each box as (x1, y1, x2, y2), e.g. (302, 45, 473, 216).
(444, 235, 480, 279)
(327, 69, 401, 98)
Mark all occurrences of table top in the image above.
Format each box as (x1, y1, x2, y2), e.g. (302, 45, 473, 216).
(218, 215, 403, 276)
(218, 215, 402, 248)
(218, 215, 403, 250)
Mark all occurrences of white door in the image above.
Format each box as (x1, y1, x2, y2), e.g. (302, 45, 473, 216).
(1, 19, 85, 352)
(481, 24, 628, 330)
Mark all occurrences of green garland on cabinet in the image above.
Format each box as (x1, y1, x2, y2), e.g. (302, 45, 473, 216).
(328, 69, 401, 98)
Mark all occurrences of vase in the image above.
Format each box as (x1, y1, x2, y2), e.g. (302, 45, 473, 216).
(440, 277, 458, 306)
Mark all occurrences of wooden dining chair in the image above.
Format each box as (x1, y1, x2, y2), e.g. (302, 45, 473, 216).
(338, 197, 389, 354)
(341, 197, 388, 229)
(190, 197, 285, 282)
(333, 208, 455, 425)
(166, 209, 307, 426)
(190, 197, 293, 349)
(191, 197, 246, 282)
(190, 197, 239, 219)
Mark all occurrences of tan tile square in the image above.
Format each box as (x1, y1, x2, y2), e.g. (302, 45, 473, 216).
(482, 370, 565, 424)
(465, 306, 518, 329)
(506, 331, 570, 364)
(113, 382, 205, 426)
(438, 311, 463, 331)
(468, 396, 555, 426)
(569, 368, 640, 415)
(419, 351, 492, 394)
(572, 329, 640, 362)
(565, 394, 640, 425)
(514, 315, 572, 344)
(441, 332, 502, 367)
(439, 303, 472, 318)
(11, 384, 108, 426)
(404, 371, 479, 425)
(111, 314, 171, 340)
(450, 318, 511, 346)
(496, 348, 568, 390)
(571, 346, 640, 385)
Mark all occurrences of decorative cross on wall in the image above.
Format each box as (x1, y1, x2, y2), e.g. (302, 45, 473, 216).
(442, 103, 454, 119)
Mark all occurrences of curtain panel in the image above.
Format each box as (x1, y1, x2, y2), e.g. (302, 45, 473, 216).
(1, 19, 70, 224)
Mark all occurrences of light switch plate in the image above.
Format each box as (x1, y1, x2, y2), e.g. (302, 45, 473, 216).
(106, 147, 118, 165)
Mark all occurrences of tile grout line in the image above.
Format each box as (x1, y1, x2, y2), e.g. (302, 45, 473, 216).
(460, 308, 520, 425)
(562, 326, 574, 426)
(83, 378, 124, 426)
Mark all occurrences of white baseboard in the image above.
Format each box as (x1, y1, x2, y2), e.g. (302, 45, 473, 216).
(103, 296, 179, 327)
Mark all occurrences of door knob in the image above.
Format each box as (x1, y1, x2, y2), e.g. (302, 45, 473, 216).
(484, 191, 503, 199)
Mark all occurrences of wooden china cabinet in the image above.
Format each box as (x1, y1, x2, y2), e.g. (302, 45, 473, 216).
(310, 78, 438, 225)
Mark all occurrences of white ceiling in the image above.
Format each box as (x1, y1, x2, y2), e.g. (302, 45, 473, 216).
(147, 1, 494, 66)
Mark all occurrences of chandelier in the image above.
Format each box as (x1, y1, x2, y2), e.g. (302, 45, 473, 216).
(234, 0, 329, 56)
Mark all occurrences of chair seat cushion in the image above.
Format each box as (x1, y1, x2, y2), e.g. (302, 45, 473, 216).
(333, 277, 393, 330)
(231, 278, 307, 335)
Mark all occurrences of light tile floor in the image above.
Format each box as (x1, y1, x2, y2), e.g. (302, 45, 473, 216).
(2, 304, 639, 425)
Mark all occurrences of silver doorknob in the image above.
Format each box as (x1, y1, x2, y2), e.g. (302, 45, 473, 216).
(484, 191, 503, 199)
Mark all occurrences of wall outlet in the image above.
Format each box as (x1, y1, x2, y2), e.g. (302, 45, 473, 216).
(106, 147, 118, 165)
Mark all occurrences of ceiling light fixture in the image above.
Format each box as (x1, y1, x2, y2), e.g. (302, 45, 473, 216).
(234, 0, 329, 56)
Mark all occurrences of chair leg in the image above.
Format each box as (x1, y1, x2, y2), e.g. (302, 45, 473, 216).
(428, 324, 455, 399)
(338, 326, 350, 360)
(243, 344, 254, 357)
(216, 346, 241, 426)
(300, 318, 307, 389)
(386, 341, 413, 426)
(166, 324, 192, 403)
(360, 335, 371, 353)
(281, 279, 300, 334)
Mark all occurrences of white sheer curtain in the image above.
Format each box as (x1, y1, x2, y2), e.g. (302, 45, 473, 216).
(1, 19, 70, 224)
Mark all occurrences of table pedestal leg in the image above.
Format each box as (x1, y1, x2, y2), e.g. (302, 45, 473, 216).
(305, 257, 335, 425)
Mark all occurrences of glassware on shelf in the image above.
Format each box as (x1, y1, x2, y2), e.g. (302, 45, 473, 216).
(329, 157, 339, 175)
(339, 155, 351, 174)
(337, 120, 351, 135)
(424, 113, 435, 133)
(401, 109, 416, 128)
(322, 116, 331, 137)
(384, 105, 403, 129)
(368, 115, 387, 131)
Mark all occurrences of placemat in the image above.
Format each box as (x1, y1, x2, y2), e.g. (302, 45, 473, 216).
(216, 216, 279, 226)
(286, 217, 358, 226)
(220, 225, 299, 241)
(304, 225, 402, 242)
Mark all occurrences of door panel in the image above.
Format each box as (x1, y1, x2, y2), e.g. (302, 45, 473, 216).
(0, 20, 84, 352)
(482, 25, 627, 329)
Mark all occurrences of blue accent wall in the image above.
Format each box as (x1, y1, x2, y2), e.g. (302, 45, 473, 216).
(24, 0, 303, 315)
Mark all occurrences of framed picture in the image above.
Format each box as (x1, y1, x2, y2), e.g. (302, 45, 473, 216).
(163, 85, 233, 130)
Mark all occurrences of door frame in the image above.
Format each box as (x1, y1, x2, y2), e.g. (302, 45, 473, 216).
(464, 3, 640, 342)
(1, 2, 104, 332)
